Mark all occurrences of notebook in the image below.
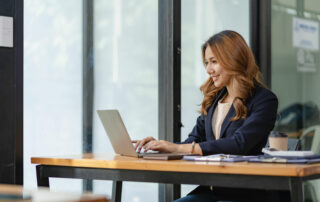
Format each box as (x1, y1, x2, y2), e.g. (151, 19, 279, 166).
(262, 148, 320, 159)
(248, 157, 320, 164)
(241, 148, 320, 164)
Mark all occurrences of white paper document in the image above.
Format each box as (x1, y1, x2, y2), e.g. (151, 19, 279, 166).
(293, 17, 319, 51)
(183, 154, 257, 162)
(0, 16, 13, 47)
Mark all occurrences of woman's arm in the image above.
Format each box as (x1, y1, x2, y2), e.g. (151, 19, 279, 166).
(143, 140, 203, 155)
(133, 113, 207, 154)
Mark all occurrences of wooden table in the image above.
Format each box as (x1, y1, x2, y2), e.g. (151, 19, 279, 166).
(0, 183, 109, 201)
(31, 154, 320, 202)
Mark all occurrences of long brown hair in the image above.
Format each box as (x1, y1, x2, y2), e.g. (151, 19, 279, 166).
(200, 30, 264, 121)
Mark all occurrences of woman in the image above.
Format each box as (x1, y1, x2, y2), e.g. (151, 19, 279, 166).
(133, 30, 285, 201)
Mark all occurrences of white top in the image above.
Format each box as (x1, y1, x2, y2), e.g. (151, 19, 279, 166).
(212, 100, 232, 140)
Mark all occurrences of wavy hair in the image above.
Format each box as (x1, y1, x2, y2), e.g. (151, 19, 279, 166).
(200, 30, 265, 121)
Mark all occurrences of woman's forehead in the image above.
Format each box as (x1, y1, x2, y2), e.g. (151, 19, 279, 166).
(205, 46, 215, 59)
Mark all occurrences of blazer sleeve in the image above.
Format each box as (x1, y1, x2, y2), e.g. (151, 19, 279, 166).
(198, 90, 278, 155)
(180, 114, 206, 144)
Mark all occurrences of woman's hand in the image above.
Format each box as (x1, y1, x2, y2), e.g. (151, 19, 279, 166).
(132, 136, 156, 153)
(133, 138, 203, 155)
(144, 140, 178, 153)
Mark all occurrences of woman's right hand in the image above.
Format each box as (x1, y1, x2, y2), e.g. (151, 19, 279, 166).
(132, 136, 156, 153)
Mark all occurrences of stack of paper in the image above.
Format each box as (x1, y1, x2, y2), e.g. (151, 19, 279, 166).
(262, 148, 315, 158)
(245, 148, 320, 164)
(182, 150, 320, 164)
(183, 154, 257, 162)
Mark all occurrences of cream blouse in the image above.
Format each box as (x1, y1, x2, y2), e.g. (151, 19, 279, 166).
(212, 100, 232, 140)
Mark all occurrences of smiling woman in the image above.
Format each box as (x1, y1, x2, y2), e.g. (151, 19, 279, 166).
(200, 30, 265, 120)
(134, 30, 286, 201)
(135, 30, 277, 157)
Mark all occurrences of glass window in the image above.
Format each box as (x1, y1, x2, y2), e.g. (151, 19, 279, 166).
(181, 0, 249, 196)
(24, 0, 83, 192)
(93, 0, 158, 201)
(271, 0, 320, 135)
(271, 0, 320, 201)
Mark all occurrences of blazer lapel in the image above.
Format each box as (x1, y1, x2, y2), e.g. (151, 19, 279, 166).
(205, 88, 227, 140)
(219, 104, 236, 139)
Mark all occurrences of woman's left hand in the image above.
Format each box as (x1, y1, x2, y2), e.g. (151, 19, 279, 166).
(144, 140, 178, 153)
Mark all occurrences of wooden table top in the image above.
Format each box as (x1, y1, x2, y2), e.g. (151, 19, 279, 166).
(0, 184, 109, 202)
(31, 153, 320, 177)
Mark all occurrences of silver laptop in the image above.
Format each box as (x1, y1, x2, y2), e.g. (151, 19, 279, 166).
(97, 109, 164, 158)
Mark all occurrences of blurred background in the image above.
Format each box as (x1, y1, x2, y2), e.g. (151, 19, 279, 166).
(22, 0, 320, 201)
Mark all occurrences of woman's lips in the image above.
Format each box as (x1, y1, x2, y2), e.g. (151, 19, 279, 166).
(211, 75, 219, 81)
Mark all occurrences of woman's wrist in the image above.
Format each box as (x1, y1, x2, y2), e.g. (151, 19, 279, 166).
(176, 144, 188, 153)
(176, 143, 202, 155)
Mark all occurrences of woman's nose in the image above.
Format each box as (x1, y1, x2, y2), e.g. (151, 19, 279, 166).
(206, 64, 214, 74)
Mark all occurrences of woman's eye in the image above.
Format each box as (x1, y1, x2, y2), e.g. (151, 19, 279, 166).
(211, 60, 217, 64)
(204, 62, 208, 66)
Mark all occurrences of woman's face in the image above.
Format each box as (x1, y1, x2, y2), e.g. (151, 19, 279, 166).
(204, 46, 231, 88)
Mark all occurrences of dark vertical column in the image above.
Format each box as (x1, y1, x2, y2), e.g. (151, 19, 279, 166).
(0, 0, 23, 184)
(249, 0, 259, 62)
(14, 0, 24, 185)
(112, 181, 122, 202)
(158, 0, 181, 201)
(82, 0, 94, 191)
(296, 0, 304, 17)
(250, 0, 271, 88)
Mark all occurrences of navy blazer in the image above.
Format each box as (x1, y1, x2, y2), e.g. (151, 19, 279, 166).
(181, 85, 278, 156)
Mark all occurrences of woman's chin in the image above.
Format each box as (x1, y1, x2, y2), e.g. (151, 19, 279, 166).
(213, 80, 221, 87)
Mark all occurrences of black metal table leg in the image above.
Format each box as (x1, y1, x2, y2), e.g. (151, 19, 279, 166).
(36, 165, 49, 187)
(112, 180, 122, 202)
(290, 178, 303, 202)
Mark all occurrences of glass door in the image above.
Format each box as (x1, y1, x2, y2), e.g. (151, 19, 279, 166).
(92, 1, 159, 201)
(24, 0, 83, 192)
(271, 0, 320, 201)
(181, 0, 250, 196)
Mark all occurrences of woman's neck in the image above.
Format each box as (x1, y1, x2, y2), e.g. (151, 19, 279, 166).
(223, 84, 236, 103)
